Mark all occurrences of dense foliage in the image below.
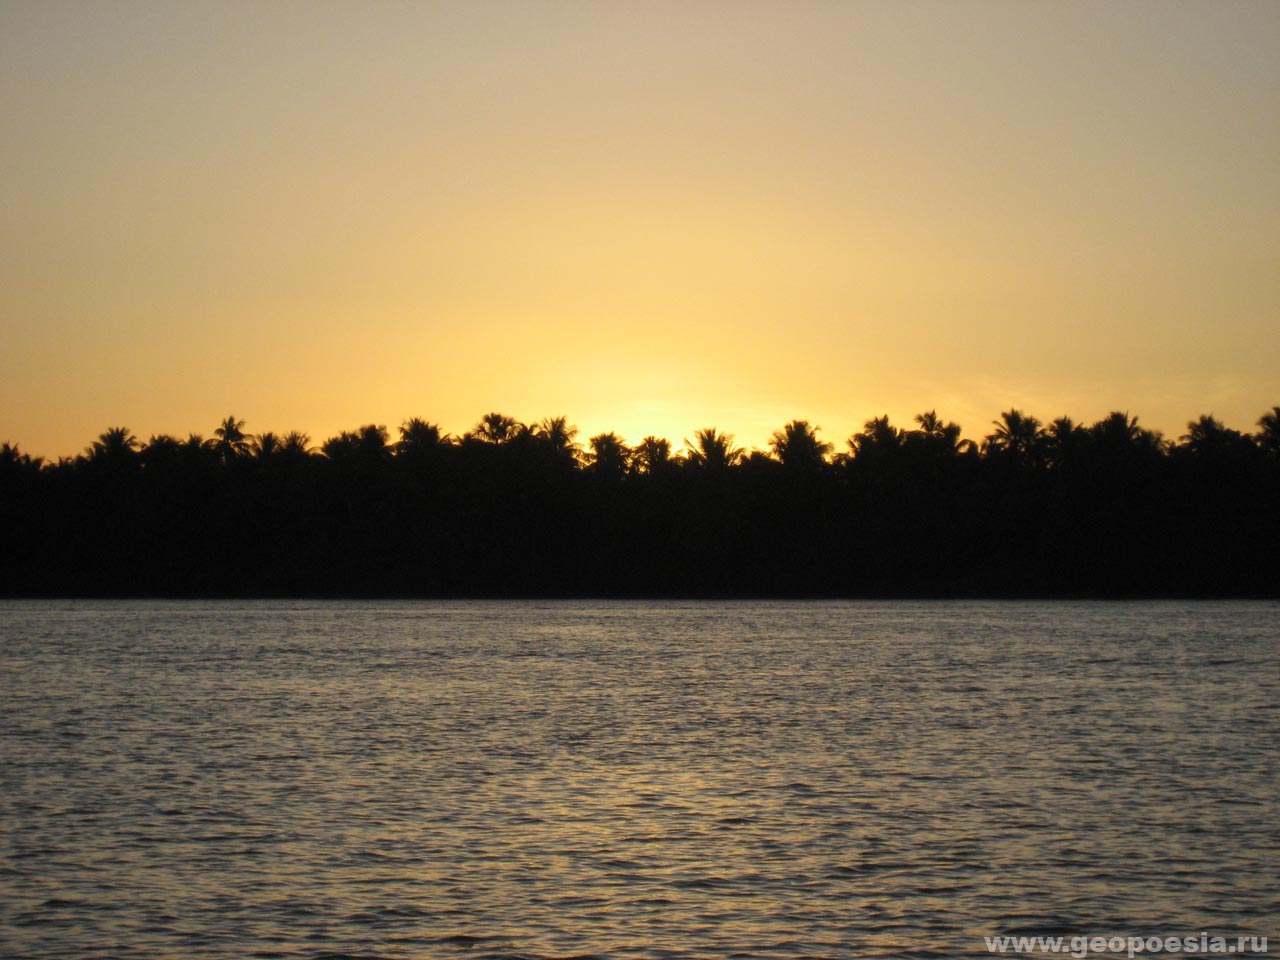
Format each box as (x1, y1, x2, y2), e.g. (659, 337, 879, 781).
(3, 408, 1278, 597)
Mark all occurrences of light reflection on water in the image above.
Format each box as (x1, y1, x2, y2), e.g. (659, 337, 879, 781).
(1, 600, 1276, 959)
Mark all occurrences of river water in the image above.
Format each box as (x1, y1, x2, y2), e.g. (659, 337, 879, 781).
(1, 601, 1276, 959)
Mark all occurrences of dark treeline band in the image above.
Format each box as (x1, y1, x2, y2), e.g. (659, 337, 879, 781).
(2, 408, 1277, 597)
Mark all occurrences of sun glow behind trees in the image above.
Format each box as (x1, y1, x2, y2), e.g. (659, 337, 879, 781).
(2, 405, 1277, 597)
(2, 2, 1278, 460)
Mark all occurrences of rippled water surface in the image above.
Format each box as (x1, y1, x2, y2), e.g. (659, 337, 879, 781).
(1, 601, 1276, 959)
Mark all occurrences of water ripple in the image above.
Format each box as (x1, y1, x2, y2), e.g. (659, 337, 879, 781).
(1, 599, 1277, 959)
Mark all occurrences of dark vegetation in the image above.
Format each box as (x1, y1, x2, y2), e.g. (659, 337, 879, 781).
(2, 407, 1278, 597)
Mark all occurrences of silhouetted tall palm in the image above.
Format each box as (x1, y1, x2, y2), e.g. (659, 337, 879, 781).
(684, 428, 743, 471)
(770, 420, 832, 470)
(140, 434, 182, 469)
(913, 410, 949, 438)
(322, 425, 391, 462)
(87, 427, 140, 464)
(213, 416, 251, 463)
(983, 409, 1043, 462)
(534, 416, 581, 466)
(1042, 416, 1087, 468)
(0, 442, 42, 475)
(909, 410, 962, 456)
(280, 432, 314, 458)
(250, 432, 281, 460)
(849, 415, 903, 459)
(585, 433, 630, 480)
(396, 418, 446, 456)
(1180, 415, 1252, 460)
(631, 436, 672, 475)
(468, 412, 522, 445)
(1091, 411, 1163, 454)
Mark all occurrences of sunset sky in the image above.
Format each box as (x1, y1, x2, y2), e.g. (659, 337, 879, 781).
(3, 1, 1278, 459)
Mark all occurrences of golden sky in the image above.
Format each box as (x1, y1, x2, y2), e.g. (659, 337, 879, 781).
(3, 1, 1278, 459)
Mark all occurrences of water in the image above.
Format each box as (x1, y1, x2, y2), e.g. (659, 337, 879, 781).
(1, 601, 1276, 959)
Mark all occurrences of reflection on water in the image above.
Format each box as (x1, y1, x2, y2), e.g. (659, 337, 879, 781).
(1, 600, 1276, 959)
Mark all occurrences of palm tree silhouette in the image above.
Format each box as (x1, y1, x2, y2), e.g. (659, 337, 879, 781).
(983, 409, 1043, 463)
(250, 432, 281, 460)
(140, 434, 182, 469)
(849, 415, 903, 459)
(684, 428, 743, 470)
(769, 420, 833, 470)
(397, 418, 447, 456)
(586, 432, 630, 479)
(322, 425, 391, 461)
(1180, 414, 1252, 460)
(1091, 411, 1163, 454)
(280, 431, 314, 459)
(1042, 416, 1087, 467)
(0, 442, 43, 474)
(533, 416, 581, 466)
(87, 427, 140, 463)
(631, 436, 672, 475)
(213, 416, 251, 463)
(909, 410, 962, 456)
(468, 412, 522, 445)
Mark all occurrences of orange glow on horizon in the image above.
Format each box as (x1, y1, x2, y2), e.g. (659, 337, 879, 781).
(2, 2, 1277, 460)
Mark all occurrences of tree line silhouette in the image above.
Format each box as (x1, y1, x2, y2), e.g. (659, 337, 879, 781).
(2, 407, 1277, 597)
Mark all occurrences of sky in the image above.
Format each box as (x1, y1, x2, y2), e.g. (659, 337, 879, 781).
(3, 0, 1278, 460)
